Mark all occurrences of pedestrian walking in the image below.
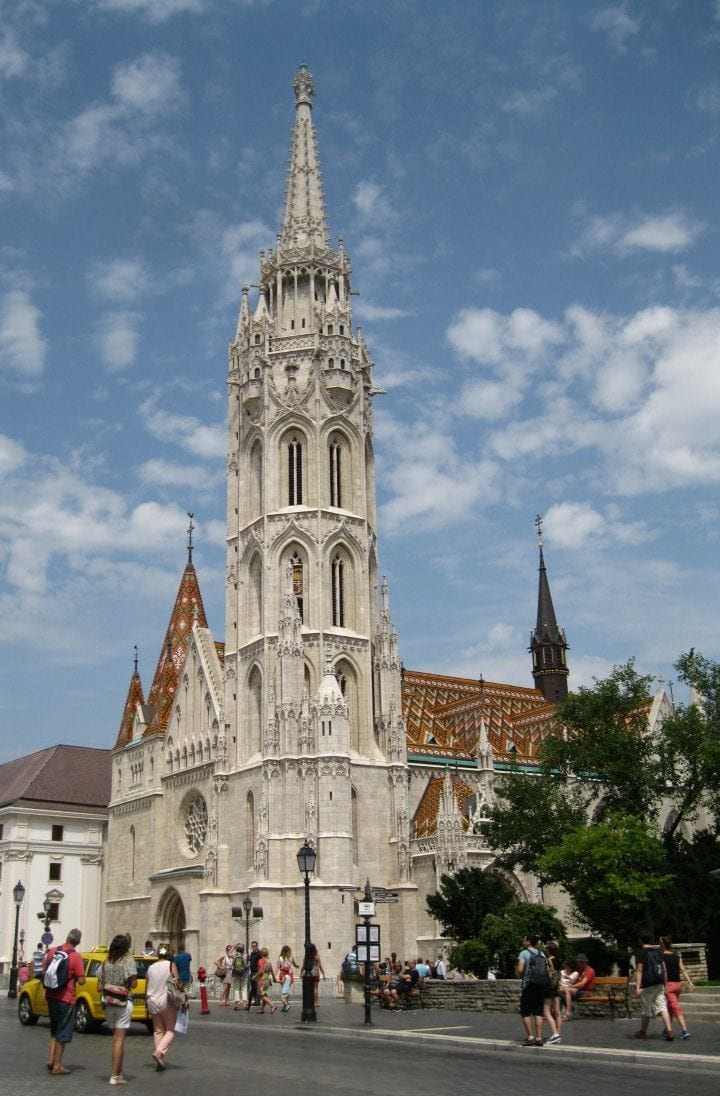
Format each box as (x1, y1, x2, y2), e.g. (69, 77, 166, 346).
(43, 928, 85, 1075)
(231, 944, 246, 1009)
(146, 945, 182, 1070)
(542, 941, 562, 1044)
(660, 935, 695, 1039)
(254, 949, 276, 1014)
(275, 945, 299, 1011)
(634, 932, 674, 1041)
(99, 933, 138, 1085)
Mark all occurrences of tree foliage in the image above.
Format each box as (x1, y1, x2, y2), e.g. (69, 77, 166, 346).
(480, 903, 567, 978)
(539, 813, 673, 946)
(487, 653, 720, 954)
(426, 867, 515, 940)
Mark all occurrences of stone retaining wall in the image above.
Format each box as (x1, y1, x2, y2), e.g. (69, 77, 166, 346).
(421, 979, 641, 1017)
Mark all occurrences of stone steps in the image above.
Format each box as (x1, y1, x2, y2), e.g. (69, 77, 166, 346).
(676, 986, 720, 1022)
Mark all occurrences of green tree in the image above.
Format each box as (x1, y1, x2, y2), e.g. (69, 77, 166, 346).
(485, 769, 585, 876)
(480, 902, 567, 978)
(448, 938, 492, 978)
(539, 813, 674, 947)
(426, 867, 515, 940)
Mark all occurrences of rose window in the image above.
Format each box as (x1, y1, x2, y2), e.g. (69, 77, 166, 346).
(184, 794, 208, 853)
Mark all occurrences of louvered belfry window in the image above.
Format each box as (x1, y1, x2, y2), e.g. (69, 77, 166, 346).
(329, 441, 342, 508)
(288, 436, 303, 504)
(332, 554, 345, 628)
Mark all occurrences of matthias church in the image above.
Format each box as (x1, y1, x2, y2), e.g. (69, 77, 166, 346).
(105, 67, 651, 968)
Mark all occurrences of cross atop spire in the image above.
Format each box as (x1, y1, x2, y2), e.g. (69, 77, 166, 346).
(187, 512, 195, 564)
(282, 64, 330, 250)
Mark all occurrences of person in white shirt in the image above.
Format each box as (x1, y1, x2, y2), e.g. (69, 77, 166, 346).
(435, 955, 447, 979)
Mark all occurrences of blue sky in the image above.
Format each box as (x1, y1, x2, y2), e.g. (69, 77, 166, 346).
(1, 0, 719, 761)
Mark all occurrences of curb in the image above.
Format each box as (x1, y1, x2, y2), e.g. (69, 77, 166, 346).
(294, 1021, 720, 1073)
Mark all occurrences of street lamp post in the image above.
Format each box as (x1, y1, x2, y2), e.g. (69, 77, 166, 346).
(242, 895, 252, 956)
(7, 880, 26, 999)
(41, 895, 52, 934)
(297, 842, 317, 1023)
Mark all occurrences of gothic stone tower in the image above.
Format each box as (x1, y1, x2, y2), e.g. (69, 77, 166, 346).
(223, 66, 415, 965)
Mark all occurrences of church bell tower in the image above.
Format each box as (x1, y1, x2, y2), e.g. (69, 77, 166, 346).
(222, 66, 413, 960)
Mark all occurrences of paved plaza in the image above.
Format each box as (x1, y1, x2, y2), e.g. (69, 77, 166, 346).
(4, 996, 720, 1095)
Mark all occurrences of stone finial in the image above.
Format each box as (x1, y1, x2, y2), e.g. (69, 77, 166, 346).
(292, 64, 315, 108)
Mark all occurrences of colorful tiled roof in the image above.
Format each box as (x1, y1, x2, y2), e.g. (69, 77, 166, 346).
(114, 670, 145, 750)
(402, 669, 558, 763)
(411, 773, 475, 838)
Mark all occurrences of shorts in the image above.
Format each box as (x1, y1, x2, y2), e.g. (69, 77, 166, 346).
(520, 984, 546, 1017)
(104, 1000, 133, 1030)
(641, 983, 667, 1017)
(47, 998, 76, 1044)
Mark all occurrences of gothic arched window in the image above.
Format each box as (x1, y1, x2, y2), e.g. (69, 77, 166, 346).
(331, 553, 345, 628)
(248, 666, 262, 757)
(291, 551, 304, 623)
(246, 791, 255, 871)
(288, 435, 303, 505)
(249, 552, 262, 635)
(329, 438, 342, 508)
(250, 440, 263, 518)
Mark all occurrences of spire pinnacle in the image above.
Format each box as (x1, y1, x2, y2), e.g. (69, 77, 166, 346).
(187, 512, 195, 564)
(282, 64, 329, 250)
(529, 515, 569, 702)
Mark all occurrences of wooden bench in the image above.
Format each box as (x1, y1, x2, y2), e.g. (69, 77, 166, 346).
(573, 976, 631, 1019)
(373, 973, 424, 1010)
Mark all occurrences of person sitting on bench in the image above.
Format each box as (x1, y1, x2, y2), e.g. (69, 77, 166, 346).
(381, 959, 419, 1008)
(563, 953, 595, 1018)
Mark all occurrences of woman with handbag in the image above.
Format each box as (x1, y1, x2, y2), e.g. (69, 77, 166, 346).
(99, 934, 138, 1086)
(145, 945, 183, 1070)
(215, 945, 234, 1006)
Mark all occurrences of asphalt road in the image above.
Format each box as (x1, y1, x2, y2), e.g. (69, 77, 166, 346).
(4, 997, 719, 1095)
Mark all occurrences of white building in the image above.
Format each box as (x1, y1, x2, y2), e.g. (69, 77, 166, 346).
(0, 745, 109, 982)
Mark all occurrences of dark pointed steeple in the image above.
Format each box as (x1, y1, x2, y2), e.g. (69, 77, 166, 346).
(529, 515, 569, 703)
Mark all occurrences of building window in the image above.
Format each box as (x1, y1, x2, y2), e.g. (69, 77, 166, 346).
(48, 902, 60, 921)
(0, 823, 3, 840)
(51, 825, 64, 842)
(49, 863, 62, 882)
(288, 436, 303, 505)
(291, 552, 304, 622)
(329, 440, 342, 508)
(328, 357, 334, 368)
(327, 324, 333, 335)
(332, 554, 345, 628)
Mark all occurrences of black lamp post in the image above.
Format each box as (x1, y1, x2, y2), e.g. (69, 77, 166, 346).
(242, 895, 252, 956)
(7, 880, 26, 999)
(41, 895, 52, 934)
(297, 842, 317, 1023)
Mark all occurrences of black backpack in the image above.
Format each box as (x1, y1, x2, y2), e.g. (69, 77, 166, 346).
(642, 947, 665, 987)
(527, 951, 550, 988)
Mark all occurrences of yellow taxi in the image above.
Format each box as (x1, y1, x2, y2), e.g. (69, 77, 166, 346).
(18, 947, 158, 1034)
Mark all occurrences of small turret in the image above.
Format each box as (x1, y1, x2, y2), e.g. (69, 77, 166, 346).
(529, 514, 569, 703)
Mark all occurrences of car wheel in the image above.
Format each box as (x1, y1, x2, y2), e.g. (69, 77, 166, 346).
(18, 994, 39, 1026)
(74, 999, 99, 1034)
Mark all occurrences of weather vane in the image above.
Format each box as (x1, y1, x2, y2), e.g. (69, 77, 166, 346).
(535, 513, 543, 548)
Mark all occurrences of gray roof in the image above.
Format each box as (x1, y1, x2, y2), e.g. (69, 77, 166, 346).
(0, 745, 111, 811)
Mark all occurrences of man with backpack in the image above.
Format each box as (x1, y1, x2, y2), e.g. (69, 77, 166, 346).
(42, 928, 85, 1075)
(517, 934, 549, 1046)
(634, 932, 674, 1041)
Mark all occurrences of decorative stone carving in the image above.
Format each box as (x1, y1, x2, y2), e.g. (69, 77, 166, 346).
(184, 794, 209, 854)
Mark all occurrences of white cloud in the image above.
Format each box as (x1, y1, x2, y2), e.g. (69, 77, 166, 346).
(590, 5, 641, 52)
(376, 410, 499, 532)
(96, 311, 141, 370)
(141, 399, 225, 459)
(92, 0, 205, 21)
(0, 289, 46, 376)
(353, 180, 395, 225)
(447, 307, 565, 365)
(111, 52, 182, 114)
(0, 434, 27, 476)
(353, 302, 409, 322)
(138, 458, 217, 491)
(0, 30, 30, 79)
(572, 208, 703, 257)
(500, 86, 559, 118)
(91, 258, 148, 302)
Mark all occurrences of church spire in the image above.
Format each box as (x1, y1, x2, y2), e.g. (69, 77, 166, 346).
(282, 64, 329, 249)
(529, 514, 569, 703)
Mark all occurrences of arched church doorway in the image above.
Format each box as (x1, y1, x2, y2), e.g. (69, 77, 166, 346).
(155, 887, 187, 952)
